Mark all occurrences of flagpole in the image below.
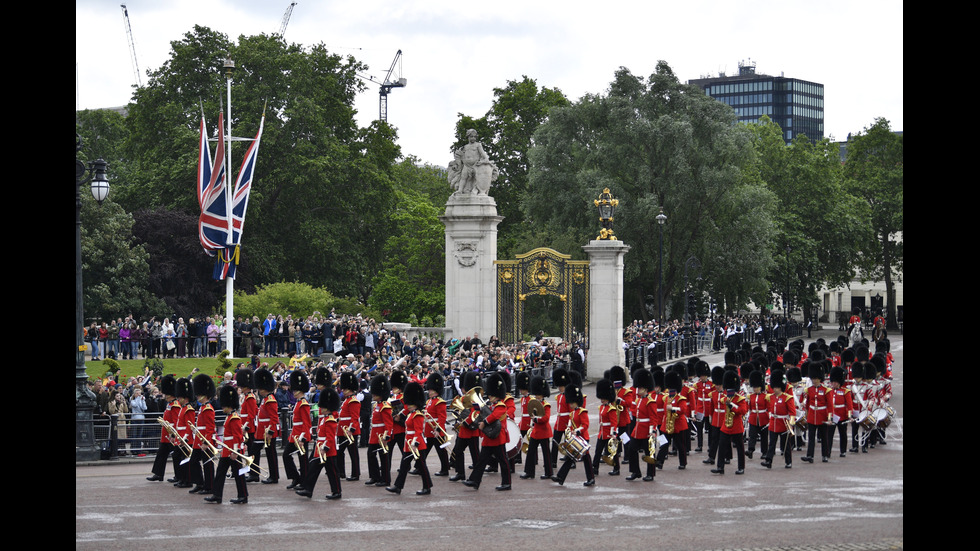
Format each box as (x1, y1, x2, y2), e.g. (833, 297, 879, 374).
(223, 57, 235, 359)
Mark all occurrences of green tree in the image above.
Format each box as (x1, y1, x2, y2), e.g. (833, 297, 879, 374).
(454, 76, 570, 256)
(120, 26, 399, 303)
(747, 116, 869, 320)
(843, 118, 903, 329)
(525, 62, 777, 321)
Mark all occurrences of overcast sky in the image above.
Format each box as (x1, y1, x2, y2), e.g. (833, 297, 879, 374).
(76, 0, 903, 168)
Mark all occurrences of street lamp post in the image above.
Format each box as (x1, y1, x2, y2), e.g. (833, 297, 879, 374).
(77, 134, 109, 461)
(784, 244, 792, 325)
(656, 208, 666, 325)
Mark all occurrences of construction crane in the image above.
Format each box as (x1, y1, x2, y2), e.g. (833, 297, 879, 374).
(358, 50, 406, 123)
(278, 2, 297, 38)
(120, 4, 141, 87)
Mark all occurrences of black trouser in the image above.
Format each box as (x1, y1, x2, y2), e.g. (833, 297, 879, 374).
(716, 432, 745, 471)
(706, 422, 721, 461)
(627, 436, 656, 478)
(336, 437, 360, 479)
(524, 436, 553, 477)
(467, 444, 511, 488)
(421, 437, 450, 474)
(212, 457, 248, 500)
(693, 417, 706, 450)
(657, 431, 688, 467)
(283, 439, 308, 484)
(250, 436, 279, 481)
(366, 443, 391, 484)
(451, 436, 479, 476)
(834, 422, 849, 454)
(304, 455, 341, 496)
(806, 424, 831, 459)
(188, 448, 214, 490)
(592, 437, 620, 473)
(151, 441, 174, 478)
(555, 450, 594, 483)
(393, 450, 432, 491)
(764, 431, 792, 465)
(747, 424, 768, 457)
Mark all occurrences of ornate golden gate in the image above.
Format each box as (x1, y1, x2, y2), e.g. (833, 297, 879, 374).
(495, 248, 589, 345)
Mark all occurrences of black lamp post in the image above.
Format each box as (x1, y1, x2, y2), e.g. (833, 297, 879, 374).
(784, 245, 791, 322)
(77, 134, 109, 461)
(656, 207, 666, 324)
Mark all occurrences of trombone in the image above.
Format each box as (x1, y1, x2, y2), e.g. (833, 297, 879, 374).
(157, 418, 192, 459)
(189, 424, 221, 465)
(424, 412, 454, 449)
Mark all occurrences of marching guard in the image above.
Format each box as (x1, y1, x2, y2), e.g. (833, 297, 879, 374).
(188, 373, 217, 494)
(520, 374, 553, 480)
(365, 374, 394, 487)
(387, 381, 434, 495)
(284, 370, 312, 490)
(254, 368, 280, 484)
(205, 384, 249, 504)
(552, 384, 595, 487)
(147, 374, 179, 482)
(463, 372, 512, 491)
(762, 369, 796, 469)
(337, 372, 361, 481)
(296, 386, 342, 500)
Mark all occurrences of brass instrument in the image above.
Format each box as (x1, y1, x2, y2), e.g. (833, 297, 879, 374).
(641, 434, 658, 465)
(522, 398, 545, 454)
(723, 392, 737, 429)
(211, 435, 270, 477)
(340, 424, 356, 447)
(157, 418, 192, 459)
(603, 435, 620, 467)
(664, 392, 679, 434)
(461, 386, 501, 439)
(425, 412, 453, 448)
(408, 438, 420, 460)
(521, 430, 531, 454)
(189, 424, 220, 464)
(378, 430, 389, 455)
(289, 435, 307, 456)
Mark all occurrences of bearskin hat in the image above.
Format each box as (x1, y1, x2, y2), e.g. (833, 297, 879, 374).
(841, 349, 856, 364)
(552, 367, 570, 388)
(193, 374, 216, 400)
(486, 372, 507, 400)
(652, 368, 665, 391)
(711, 366, 725, 386)
(160, 374, 177, 397)
(320, 386, 341, 412)
(530, 375, 550, 398)
(855, 346, 870, 362)
(749, 370, 765, 390)
(739, 362, 754, 381)
(290, 370, 310, 393)
(868, 355, 886, 377)
(564, 385, 584, 407)
(313, 367, 332, 388)
(665, 370, 683, 393)
(609, 365, 628, 386)
(425, 371, 445, 393)
(770, 369, 785, 391)
(235, 368, 254, 389)
(370, 374, 390, 398)
(596, 378, 616, 402)
(175, 377, 193, 400)
(782, 350, 798, 368)
(219, 384, 239, 410)
(785, 366, 803, 384)
(255, 368, 276, 393)
(723, 370, 740, 392)
(632, 368, 653, 391)
(724, 351, 738, 366)
(629, 361, 644, 378)
(404, 381, 426, 409)
(340, 371, 358, 392)
(515, 371, 531, 392)
(389, 370, 408, 391)
(567, 370, 582, 390)
(462, 370, 480, 393)
(829, 366, 846, 386)
(810, 349, 827, 362)
(807, 362, 825, 381)
(696, 360, 711, 378)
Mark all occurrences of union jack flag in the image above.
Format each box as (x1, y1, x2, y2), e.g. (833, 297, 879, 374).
(197, 112, 227, 254)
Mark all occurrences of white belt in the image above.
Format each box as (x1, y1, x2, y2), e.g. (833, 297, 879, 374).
(258, 417, 270, 422)
(601, 422, 611, 426)
(750, 409, 766, 414)
(372, 423, 386, 428)
(406, 431, 416, 435)
(558, 412, 569, 417)
(196, 425, 207, 430)
(340, 417, 351, 421)
(808, 406, 826, 410)
(223, 436, 236, 441)
(637, 418, 650, 423)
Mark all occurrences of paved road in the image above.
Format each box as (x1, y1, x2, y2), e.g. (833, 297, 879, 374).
(77, 330, 902, 551)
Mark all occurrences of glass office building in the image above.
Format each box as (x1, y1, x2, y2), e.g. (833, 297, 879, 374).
(688, 61, 824, 144)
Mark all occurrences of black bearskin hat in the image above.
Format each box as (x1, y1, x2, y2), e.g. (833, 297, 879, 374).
(193, 374, 216, 400)
(340, 371, 358, 392)
(596, 378, 616, 402)
(255, 368, 276, 393)
(370, 374, 390, 398)
(749, 370, 765, 389)
(320, 386, 341, 412)
(219, 384, 239, 410)
(530, 375, 550, 398)
(723, 370, 740, 392)
(235, 368, 254, 389)
(564, 385, 584, 407)
(486, 372, 507, 400)
(552, 367, 570, 388)
(175, 377, 193, 400)
(425, 372, 445, 393)
(632, 368, 653, 391)
(404, 381, 426, 409)
(160, 374, 177, 397)
(290, 370, 310, 393)
(515, 371, 531, 392)
(389, 370, 408, 392)
(665, 370, 683, 393)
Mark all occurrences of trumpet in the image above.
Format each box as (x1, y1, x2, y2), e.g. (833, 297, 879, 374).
(289, 435, 307, 456)
(189, 424, 220, 464)
(211, 436, 270, 478)
(378, 430, 389, 455)
(424, 412, 454, 449)
(157, 418, 192, 458)
(340, 425, 356, 447)
(408, 438, 421, 460)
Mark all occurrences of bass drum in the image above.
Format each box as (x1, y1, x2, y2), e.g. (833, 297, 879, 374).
(504, 419, 522, 459)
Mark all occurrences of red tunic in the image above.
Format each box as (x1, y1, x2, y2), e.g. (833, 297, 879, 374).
(317, 413, 338, 457)
(424, 397, 447, 439)
(828, 387, 853, 422)
(598, 402, 619, 440)
(404, 410, 427, 452)
(616, 387, 634, 430)
(193, 403, 215, 449)
(339, 396, 361, 436)
(480, 401, 509, 447)
(256, 394, 280, 439)
(694, 379, 713, 419)
(530, 400, 553, 440)
(240, 392, 258, 435)
(631, 395, 657, 439)
(290, 398, 312, 444)
(553, 392, 570, 432)
(567, 407, 590, 442)
(160, 399, 179, 443)
(709, 389, 727, 427)
(719, 394, 748, 435)
(177, 404, 196, 445)
(221, 413, 245, 458)
(659, 392, 690, 433)
(767, 393, 797, 433)
(804, 384, 831, 425)
(747, 392, 771, 427)
(369, 401, 393, 445)
(519, 394, 532, 431)
(390, 393, 406, 436)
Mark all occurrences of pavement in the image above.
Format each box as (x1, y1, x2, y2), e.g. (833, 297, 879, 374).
(77, 329, 902, 551)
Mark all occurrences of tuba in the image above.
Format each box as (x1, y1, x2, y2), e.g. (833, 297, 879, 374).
(461, 386, 501, 439)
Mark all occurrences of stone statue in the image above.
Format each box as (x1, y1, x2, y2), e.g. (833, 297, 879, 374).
(448, 128, 498, 195)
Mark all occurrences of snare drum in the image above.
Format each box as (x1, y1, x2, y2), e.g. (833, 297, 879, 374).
(872, 407, 891, 429)
(855, 411, 876, 431)
(558, 433, 590, 461)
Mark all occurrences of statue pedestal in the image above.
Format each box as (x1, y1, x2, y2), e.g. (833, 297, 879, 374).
(440, 193, 503, 341)
(582, 239, 630, 379)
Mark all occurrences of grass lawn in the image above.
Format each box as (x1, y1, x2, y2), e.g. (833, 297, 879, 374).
(84, 356, 242, 383)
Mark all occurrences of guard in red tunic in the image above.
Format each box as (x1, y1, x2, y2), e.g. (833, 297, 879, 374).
(520, 374, 553, 480)
(254, 368, 280, 484)
(692, 361, 712, 453)
(656, 370, 690, 470)
(592, 377, 620, 476)
(148, 374, 179, 482)
(553, 385, 595, 487)
(284, 370, 312, 490)
(802, 362, 831, 463)
(421, 372, 450, 476)
(712, 371, 748, 474)
(205, 384, 248, 504)
(550, 368, 571, 471)
(463, 372, 512, 491)
(336, 371, 361, 481)
(611, 365, 634, 462)
(296, 387, 342, 500)
(449, 370, 481, 482)
(236, 369, 260, 483)
(387, 381, 433, 495)
(365, 375, 393, 487)
(515, 371, 531, 469)
(388, 370, 409, 464)
(188, 374, 217, 494)
(626, 368, 657, 482)
(745, 370, 770, 460)
(828, 366, 854, 458)
(171, 377, 195, 488)
(762, 369, 796, 469)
